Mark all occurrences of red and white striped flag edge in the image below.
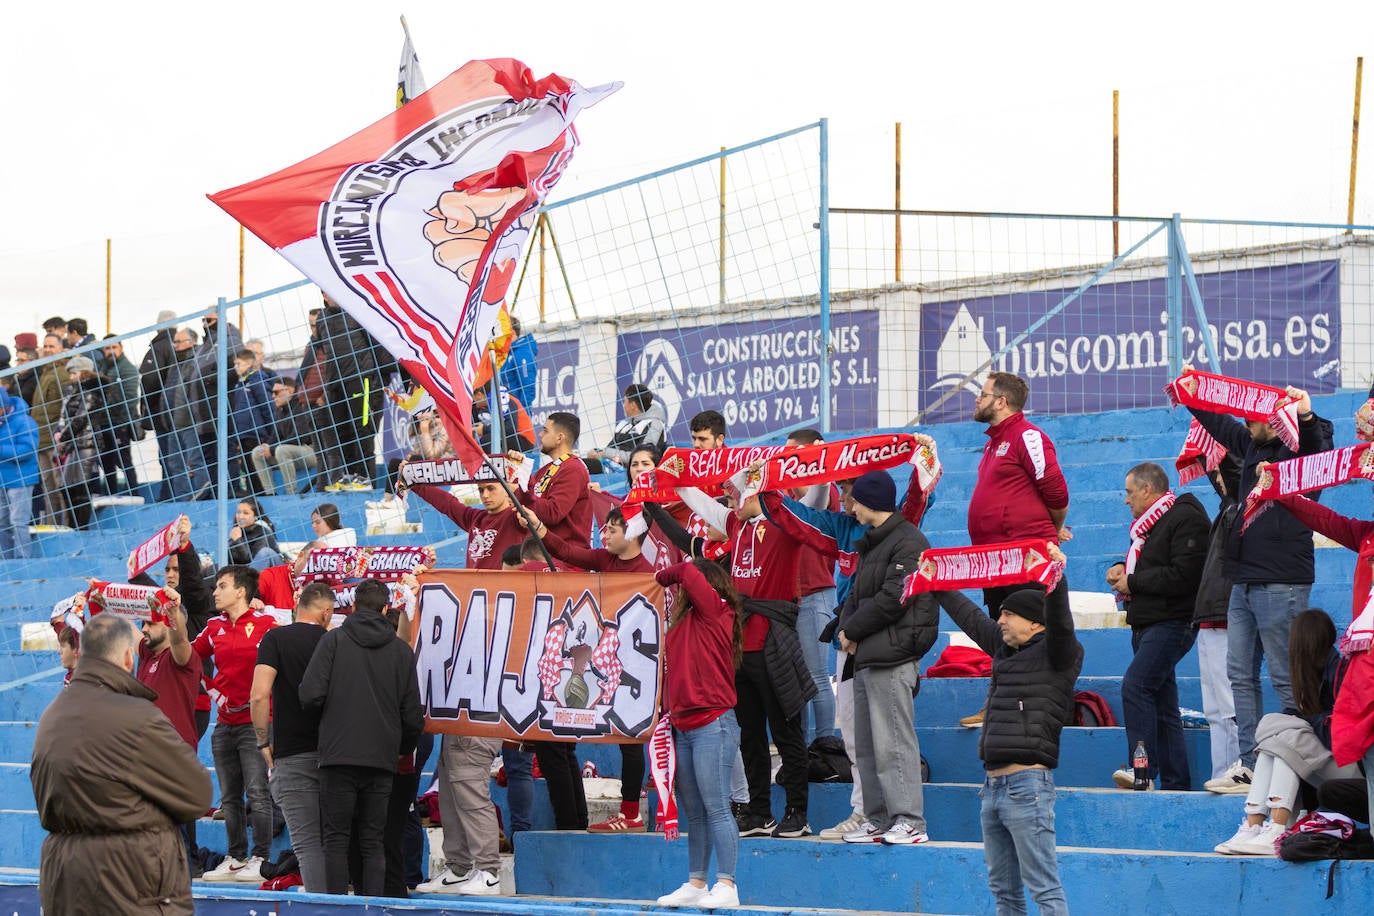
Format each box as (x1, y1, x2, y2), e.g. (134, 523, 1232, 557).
(209, 58, 619, 470)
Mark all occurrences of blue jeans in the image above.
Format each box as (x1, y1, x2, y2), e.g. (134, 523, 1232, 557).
(796, 589, 837, 742)
(0, 486, 33, 559)
(501, 746, 534, 833)
(1123, 619, 1195, 789)
(980, 769, 1067, 916)
(675, 711, 740, 884)
(165, 427, 210, 500)
(211, 722, 273, 860)
(270, 752, 326, 892)
(1228, 583, 1308, 768)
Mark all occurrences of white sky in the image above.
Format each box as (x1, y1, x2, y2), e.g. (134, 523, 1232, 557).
(0, 0, 1370, 355)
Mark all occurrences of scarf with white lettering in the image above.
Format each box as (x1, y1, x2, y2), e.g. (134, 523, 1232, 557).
(1126, 491, 1175, 574)
(399, 456, 530, 490)
(715, 434, 937, 503)
(1165, 369, 1300, 451)
(648, 711, 678, 841)
(297, 546, 435, 584)
(85, 582, 175, 624)
(901, 539, 1064, 601)
(126, 514, 190, 579)
(1242, 444, 1374, 529)
(1175, 420, 1228, 486)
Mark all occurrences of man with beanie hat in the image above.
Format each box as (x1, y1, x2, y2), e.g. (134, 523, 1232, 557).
(830, 470, 938, 845)
(940, 576, 1082, 916)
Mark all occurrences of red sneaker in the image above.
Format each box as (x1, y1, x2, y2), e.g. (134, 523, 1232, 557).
(587, 813, 646, 833)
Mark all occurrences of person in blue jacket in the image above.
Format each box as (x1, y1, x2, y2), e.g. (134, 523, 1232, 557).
(230, 348, 276, 496)
(499, 317, 538, 411)
(0, 390, 40, 558)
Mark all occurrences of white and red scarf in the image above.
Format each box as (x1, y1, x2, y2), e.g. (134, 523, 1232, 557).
(1341, 582, 1374, 658)
(1356, 399, 1374, 443)
(1126, 492, 1175, 574)
(1165, 369, 1300, 451)
(297, 546, 436, 584)
(1175, 419, 1228, 486)
(721, 434, 940, 503)
(1241, 443, 1374, 530)
(126, 515, 191, 579)
(648, 711, 678, 841)
(902, 539, 1064, 601)
(399, 456, 529, 490)
(85, 582, 176, 624)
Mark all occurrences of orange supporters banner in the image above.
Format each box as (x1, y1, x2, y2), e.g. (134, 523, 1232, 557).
(411, 569, 664, 743)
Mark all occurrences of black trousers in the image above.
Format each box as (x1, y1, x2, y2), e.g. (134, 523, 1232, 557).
(530, 741, 588, 829)
(320, 764, 391, 896)
(620, 743, 646, 804)
(1317, 777, 1369, 823)
(735, 650, 808, 817)
(382, 770, 420, 897)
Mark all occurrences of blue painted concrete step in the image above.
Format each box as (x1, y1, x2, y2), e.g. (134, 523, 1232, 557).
(515, 831, 1374, 916)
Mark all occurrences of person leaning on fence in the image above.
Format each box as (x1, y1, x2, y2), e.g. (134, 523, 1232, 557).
(586, 382, 668, 472)
(53, 355, 107, 531)
(1105, 462, 1209, 791)
(32, 613, 211, 916)
(939, 578, 1082, 916)
(97, 334, 142, 494)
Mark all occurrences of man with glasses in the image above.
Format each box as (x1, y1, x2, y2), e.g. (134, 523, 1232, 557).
(250, 377, 318, 495)
(961, 372, 1070, 727)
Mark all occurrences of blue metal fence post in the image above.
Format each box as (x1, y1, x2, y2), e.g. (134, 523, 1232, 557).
(818, 118, 831, 435)
(1166, 214, 1185, 378)
(215, 296, 229, 568)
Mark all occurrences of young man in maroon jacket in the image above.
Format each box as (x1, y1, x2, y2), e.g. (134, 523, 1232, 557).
(509, 412, 592, 548)
(963, 372, 1070, 726)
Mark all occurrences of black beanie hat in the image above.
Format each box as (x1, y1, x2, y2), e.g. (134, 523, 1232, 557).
(851, 470, 897, 513)
(1000, 587, 1046, 625)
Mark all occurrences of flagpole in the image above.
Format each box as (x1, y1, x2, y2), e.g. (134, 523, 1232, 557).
(104, 238, 112, 334)
(237, 224, 246, 331)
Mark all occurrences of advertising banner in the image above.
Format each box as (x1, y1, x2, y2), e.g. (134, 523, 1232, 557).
(527, 338, 581, 429)
(919, 260, 1340, 424)
(617, 310, 880, 442)
(411, 569, 663, 742)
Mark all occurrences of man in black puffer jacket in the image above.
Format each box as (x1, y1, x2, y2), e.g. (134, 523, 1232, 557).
(300, 579, 423, 897)
(941, 576, 1081, 916)
(834, 470, 937, 846)
(1106, 462, 1209, 790)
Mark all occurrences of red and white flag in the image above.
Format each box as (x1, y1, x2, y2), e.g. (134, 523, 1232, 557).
(209, 59, 618, 470)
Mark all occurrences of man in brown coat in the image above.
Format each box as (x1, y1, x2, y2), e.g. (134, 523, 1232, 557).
(32, 333, 69, 526)
(31, 613, 212, 915)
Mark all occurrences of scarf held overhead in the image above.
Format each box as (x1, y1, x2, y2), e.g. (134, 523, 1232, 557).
(126, 515, 191, 580)
(1166, 368, 1300, 451)
(1242, 443, 1374, 529)
(1175, 419, 1228, 486)
(722, 434, 940, 502)
(902, 539, 1064, 601)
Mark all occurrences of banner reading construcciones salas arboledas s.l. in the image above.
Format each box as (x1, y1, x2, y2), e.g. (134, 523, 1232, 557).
(209, 58, 619, 469)
(410, 569, 664, 743)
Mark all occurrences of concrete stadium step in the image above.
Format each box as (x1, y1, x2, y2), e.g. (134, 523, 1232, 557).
(0, 651, 61, 683)
(514, 830, 1374, 916)
(918, 725, 1214, 789)
(490, 780, 1241, 854)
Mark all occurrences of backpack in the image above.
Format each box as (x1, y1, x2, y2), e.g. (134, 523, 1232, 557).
(807, 736, 853, 783)
(1072, 691, 1118, 727)
(1277, 812, 1374, 898)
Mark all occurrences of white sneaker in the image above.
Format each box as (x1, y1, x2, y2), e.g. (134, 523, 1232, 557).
(698, 881, 740, 908)
(231, 856, 265, 884)
(657, 882, 710, 906)
(415, 866, 477, 894)
(1227, 820, 1285, 856)
(455, 869, 502, 896)
(1203, 760, 1254, 795)
(880, 822, 930, 845)
(842, 821, 883, 844)
(200, 856, 249, 882)
(1215, 821, 1262, 855)
(819, 810, 867, 840)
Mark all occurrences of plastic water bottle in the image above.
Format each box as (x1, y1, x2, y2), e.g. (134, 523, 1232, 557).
(1132, 741, 1150, 791)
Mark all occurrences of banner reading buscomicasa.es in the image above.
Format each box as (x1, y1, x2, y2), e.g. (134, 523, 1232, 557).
(410, 570, 663, 742)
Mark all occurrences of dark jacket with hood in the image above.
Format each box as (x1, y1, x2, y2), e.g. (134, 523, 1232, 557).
(1187, 406, 1333, 584)
(299, 608, 423, 771)
(836, 513, 937, 674)
(745, 598, 816, 720)
(940, 580, 1084, 770)
(1118, 492, 1210, 629)
(31, 656, 212, 916)
(140, 328, 178, 435)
